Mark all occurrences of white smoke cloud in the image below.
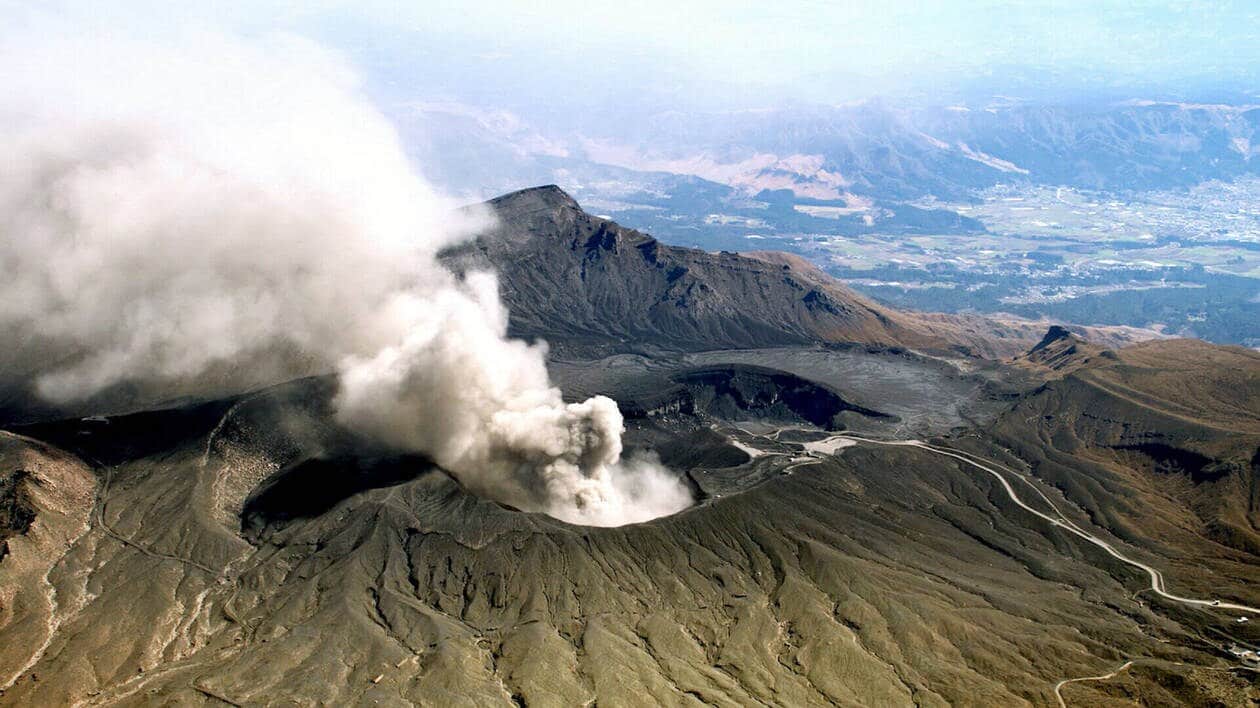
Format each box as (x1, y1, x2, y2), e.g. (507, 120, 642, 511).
(0, 23, 692, 526)
(334, 273, 693, 525)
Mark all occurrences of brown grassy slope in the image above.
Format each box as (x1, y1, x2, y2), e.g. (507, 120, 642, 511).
(1083, 339, 1260, 437)
(990, 338, 1260, 602)
(1009, 325, 1116, 377)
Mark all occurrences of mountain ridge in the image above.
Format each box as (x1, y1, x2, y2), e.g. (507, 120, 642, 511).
(447, 185, 1158, 360)
(445, 185, 953, 354)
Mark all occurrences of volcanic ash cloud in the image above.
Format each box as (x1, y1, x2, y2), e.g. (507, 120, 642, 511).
(0, 26, 692, 526)
(334, 273, 694, 526)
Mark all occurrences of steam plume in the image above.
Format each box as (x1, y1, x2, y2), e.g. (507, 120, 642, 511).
(0, 26, 691, 526)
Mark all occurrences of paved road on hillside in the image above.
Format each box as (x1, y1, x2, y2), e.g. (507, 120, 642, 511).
(752, 428, 1260, 616)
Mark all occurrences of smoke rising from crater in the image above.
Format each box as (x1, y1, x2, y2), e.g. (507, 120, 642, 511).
(0, 25, 692, 526)
(333, 273, 693, 525)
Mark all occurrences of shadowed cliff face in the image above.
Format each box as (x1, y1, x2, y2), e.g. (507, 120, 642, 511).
(0, 470, 36, 561)
(670, 364, 895, 429)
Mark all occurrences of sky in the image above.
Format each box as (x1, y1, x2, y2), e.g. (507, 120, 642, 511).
(347, 1, 1260, 88)
(11, 0, 1260, 113)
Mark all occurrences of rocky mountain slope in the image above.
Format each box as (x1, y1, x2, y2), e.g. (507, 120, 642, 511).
(441, 186, 946, 354)
(442, 185, 1147, 360)
(1013, 325, 1115, 376)
(0, 186, 1146, 428)
(0, 188, 1256, 706)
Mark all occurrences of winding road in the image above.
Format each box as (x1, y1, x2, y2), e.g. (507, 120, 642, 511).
(1052, 660, 1136, 708)
(747, 428, 1260, 616)
(738, 428, 1260, 703)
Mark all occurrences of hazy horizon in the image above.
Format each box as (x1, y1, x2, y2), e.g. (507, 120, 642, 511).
(13, 0, 1260, 119)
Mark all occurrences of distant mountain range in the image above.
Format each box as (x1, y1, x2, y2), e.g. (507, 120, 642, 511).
(402, 98, 1260, 207)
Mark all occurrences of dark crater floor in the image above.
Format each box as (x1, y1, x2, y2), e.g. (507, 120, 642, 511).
(670, 363, 895, 429)
(241, 453, 440, 540)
